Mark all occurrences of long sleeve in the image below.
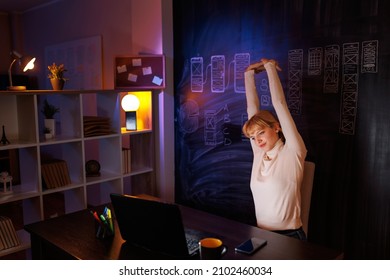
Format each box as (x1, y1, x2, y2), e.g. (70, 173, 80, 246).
(244, 69, 260, 119)
(264, 62, 306, 155)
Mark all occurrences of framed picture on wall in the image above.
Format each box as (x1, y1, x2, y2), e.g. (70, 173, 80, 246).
(114, 55, 165, 89)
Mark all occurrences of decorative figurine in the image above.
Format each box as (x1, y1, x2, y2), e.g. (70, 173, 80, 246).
(1, 171, 13, 194)
(1, 125, 10, 145)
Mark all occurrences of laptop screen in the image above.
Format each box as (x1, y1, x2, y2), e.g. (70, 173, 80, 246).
(110, 193, 191, 258)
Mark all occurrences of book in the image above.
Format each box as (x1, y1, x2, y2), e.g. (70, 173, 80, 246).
(122, 148, 131, 174)
(41, 159, 71, 189)
(0, 216, 20, 250)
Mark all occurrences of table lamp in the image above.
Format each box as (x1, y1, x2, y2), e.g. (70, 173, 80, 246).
(121, 94, 140, 130)
(8, 50, 36, 91)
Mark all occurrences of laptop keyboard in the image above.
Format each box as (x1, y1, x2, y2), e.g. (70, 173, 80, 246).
(185, 228, 204, 255)
(186, 236, 199, 254)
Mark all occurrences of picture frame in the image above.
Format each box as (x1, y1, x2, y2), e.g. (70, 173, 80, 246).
(114, 55, 165, 89)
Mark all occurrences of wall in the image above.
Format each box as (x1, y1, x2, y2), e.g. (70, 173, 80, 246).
(173, 0, 390, 259)
(21, 0, 134, 89)
(0, 12, 11, 74)
(4, 0, 175, 201)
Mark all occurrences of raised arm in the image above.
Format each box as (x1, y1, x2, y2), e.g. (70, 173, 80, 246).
(264, 61, 306, 153)
(244, 69, 260, 119)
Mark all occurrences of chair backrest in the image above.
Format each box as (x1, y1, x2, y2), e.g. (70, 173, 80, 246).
(301, 161, 315, 236)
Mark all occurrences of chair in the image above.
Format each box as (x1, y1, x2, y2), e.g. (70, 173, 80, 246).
(300, 161, 315, 236)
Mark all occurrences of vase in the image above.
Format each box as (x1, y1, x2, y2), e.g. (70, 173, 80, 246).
(44, 119, 56, 138)
(50, 78, 65, 90)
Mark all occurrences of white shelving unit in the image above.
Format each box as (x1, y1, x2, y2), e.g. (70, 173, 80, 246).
(0, 89, 155, 258)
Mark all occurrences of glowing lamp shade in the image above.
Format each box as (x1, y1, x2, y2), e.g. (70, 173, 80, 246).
(8, 50, 36, 91)
(121, 94, 140, 131)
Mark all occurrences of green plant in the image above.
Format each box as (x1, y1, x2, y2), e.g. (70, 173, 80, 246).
(47, 63, 68, 81)
(41, 99, 60, 119)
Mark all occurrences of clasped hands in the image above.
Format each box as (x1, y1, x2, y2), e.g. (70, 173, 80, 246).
(246, 58, 282, 73)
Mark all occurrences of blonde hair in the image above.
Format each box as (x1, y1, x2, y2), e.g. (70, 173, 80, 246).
(243, 110, 285, 141)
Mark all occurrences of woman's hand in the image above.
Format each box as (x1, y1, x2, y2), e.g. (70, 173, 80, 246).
(246, 58, 282, 73)
(260, 58, 282, 71)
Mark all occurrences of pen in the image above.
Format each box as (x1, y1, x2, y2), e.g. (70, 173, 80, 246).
(90, 210, 102, 223)
(106, 208, 114, 233)
(99, 214, 112, 233)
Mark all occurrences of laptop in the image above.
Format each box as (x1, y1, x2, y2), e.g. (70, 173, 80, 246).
(110, 193, 206, 259)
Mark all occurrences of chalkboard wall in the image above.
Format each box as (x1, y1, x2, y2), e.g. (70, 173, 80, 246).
(173, 0, 390, 259)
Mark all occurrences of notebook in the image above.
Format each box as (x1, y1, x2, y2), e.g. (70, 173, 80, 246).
(110, 193, 206, 258)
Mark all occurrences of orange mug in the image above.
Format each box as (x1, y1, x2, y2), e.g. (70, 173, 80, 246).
(199, 237, 227, 260)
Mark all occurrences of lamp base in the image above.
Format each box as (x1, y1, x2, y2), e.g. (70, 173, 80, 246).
(7, 85, 26, 91)
(125, 111, 137, 131)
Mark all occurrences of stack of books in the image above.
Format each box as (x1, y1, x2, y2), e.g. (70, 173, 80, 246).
(41, 159, 71, 189)
(83, 116, 112, 137)
(122, 147, 131, 174)
(0, 216, 20, 251)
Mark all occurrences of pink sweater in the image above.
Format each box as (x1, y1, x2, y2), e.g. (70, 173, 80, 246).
(245, 62, 307, 230)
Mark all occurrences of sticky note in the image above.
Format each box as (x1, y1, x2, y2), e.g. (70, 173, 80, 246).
(132, 59, 142, 67)
(128, 73, 138, 82)
(117, 64, 127, 73)
(142, 66, 152, 75)
(152, 76, 163, 86)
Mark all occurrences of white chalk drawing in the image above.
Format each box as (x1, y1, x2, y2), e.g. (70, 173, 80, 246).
(361, 40, 379, 73)
(234, 53, 251, 93)
(185, 40, 379, 140)
(204, 105, 232, 146)
(191, 57, 204, 92)
(259, 78, 269, 92)
(261, 95, 271, 107)
(204, 110, 217, 145)
(340, 42, 359, 135)
(211, 55, 226, 93)
(288, 49, 303, 115)
(308, 47, 323, 76)
(190, 53, 250, 93)
(179, 100, 200, 133)
(323, 45, 340, 93)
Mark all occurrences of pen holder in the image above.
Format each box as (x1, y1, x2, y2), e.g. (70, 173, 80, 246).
(95, 218, 115, 239)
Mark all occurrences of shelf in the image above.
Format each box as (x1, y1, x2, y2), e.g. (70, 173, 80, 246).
(0, 89, 155, 259)
(0, 230, 31, 258)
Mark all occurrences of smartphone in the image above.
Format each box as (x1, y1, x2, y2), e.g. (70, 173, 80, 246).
(235, 237, 267, 255)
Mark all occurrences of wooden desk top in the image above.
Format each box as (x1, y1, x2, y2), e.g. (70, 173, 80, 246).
(24, 203, 343, 260)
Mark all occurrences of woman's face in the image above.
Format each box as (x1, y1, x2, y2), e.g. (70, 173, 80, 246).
(249, 125, 280, 152)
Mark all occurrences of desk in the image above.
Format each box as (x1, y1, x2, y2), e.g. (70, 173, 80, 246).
(24, 203, 343, 260)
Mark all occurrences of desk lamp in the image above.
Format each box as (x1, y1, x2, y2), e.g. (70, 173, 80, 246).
(8, 50, 36, 91)
(121, 94, 140, 130)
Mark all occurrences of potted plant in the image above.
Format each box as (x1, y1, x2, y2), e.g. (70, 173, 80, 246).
(48, 63, 68, 90)
(41, 99, 59, 138)
(43, 127, 52, 140)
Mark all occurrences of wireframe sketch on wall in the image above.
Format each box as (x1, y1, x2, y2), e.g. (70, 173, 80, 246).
(204, 104, 233, 147)
(340, 42, 359, 135)
(190, 53, 250, 93)
(45, 36, 103, 90)
(361, 40, 379, 73)
(286, 41, 378, 135)
(288, 49, 303, 115)
(324, 45, 340, 94)
(308, 47, 323, 76)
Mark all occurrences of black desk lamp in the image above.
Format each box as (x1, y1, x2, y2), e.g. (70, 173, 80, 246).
(8, 50, 36, 91)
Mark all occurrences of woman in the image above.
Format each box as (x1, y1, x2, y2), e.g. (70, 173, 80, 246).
(242, 58, 307, 240)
